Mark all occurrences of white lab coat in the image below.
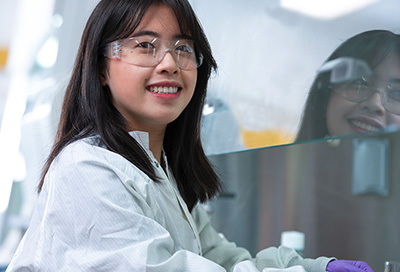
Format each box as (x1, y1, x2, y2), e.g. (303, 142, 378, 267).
(6, 131, 333, 272)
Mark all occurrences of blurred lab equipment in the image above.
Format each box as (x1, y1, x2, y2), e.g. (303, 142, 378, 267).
(385, 261, 400, 272)
(280, 231, 305, 257)
(352, 138, 389, 196)
(0, 0, 100, 267)
(201, 96, 245, 155)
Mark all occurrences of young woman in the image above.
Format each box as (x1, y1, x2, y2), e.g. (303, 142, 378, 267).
(296, 30, 400, 142)
(6, 0, 374, 271)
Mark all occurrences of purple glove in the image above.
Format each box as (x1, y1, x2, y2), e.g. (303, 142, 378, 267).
(326, 260, 374, 272)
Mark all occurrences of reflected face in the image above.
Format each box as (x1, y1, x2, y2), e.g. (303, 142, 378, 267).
(326, 53, 400, 136)
(103, 4, 197, 132)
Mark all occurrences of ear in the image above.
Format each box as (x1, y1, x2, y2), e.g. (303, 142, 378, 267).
(100, 69, 108, 86)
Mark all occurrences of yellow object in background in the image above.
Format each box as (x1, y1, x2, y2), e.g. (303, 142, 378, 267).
(241, 128, 293, 148)
(0, 47, 9, 70)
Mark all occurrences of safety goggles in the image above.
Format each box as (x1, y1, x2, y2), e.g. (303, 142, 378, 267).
(331, 78, 400, 115)
(105, 35, 203, 71)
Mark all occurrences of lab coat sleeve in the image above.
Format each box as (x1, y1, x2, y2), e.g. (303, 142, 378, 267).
(192, 204, 253, 271)
(192, 205, 334, 272)
(254, 247, 334, 272)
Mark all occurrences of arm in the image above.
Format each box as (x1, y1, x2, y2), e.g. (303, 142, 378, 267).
(192, 204, 253, 271)
(192, 204, 334, 272)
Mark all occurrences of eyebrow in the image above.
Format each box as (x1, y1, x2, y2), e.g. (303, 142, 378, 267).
(132, 30, 193, 40)
(369, 76, 400, 85)
(389, 78, 400, 84)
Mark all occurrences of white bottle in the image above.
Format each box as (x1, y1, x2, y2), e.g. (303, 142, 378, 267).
(281, 231, 305, 257)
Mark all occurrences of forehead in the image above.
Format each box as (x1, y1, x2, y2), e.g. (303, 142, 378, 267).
(132, 4, 181, 39)
(372, 53, 400, 83)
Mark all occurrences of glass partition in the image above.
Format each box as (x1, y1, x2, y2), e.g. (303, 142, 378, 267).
(206, 130, 400, 272)
(192, 0, 400, 155)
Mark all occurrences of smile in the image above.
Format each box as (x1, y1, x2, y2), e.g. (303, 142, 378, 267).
(349, 119, 380, 132)
(149, 86, 179, 94)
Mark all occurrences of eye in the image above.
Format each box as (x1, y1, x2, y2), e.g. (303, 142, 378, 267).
(349, 78, 369, 87)
(343, 78, 372, 95)
(177, 44, 193, 53)
(124, 37, 157, 51)
(387, 86, 400, 102)
(175, 40, 195, 53)
(137, 41, 155, 49)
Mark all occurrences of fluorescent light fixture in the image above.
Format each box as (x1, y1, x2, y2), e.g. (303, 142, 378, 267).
(280, 0, 381, 20)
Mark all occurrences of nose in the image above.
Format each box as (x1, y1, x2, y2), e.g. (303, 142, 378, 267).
(360, 91, 385, 115)
(156, 49, 178, 74)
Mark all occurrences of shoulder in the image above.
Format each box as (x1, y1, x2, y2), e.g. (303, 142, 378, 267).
(46, 136, 152, 194)
(54, 136, 114, 164)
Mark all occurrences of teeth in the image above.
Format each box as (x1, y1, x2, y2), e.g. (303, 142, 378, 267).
(350, 120, 380, 132)
(149, 86, 178, 94)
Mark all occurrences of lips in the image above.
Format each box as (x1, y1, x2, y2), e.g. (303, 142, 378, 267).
(147, 81, 182, 95)
(148, 86, 179, 94)
(348, 119, 383, 133)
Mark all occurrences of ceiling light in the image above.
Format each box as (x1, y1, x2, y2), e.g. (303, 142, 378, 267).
(280, 0, 381, 20)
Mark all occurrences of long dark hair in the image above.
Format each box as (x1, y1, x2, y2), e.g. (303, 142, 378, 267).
(296, 30, 400, 142)
(39, 0, 220, 211)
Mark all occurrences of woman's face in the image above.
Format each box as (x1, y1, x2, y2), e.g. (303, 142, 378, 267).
(326, 53, 400, 136)
(103, 4, 197, 132)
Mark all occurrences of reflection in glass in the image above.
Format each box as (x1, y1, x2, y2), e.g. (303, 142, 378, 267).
(190, 0, 400, 151)
(296, 30, 400, 142)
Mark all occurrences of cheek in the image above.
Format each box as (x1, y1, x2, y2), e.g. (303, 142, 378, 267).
(327, 95, 356, 120)
(106, 63, 146, 100)
(184, 71, 198, 99)
(188, 70, 197, 88)
(326, 98, 337, 135)
(326, 95, 351, 135)
(388, 114, 400, 127)
(326, 96, 340, 123)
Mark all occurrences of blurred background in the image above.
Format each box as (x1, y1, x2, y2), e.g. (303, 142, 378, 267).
(0, 0, 399, 271)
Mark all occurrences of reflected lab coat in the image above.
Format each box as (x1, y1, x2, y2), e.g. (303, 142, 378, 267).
(6, 131, 333, 272)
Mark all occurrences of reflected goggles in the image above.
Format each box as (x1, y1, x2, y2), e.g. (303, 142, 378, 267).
(331, 78, 400, 115)
(105, 36, 203, 71)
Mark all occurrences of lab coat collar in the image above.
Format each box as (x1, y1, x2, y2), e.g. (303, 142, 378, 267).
(128, 131, 150, 150)
(128, 131, 168, 169)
